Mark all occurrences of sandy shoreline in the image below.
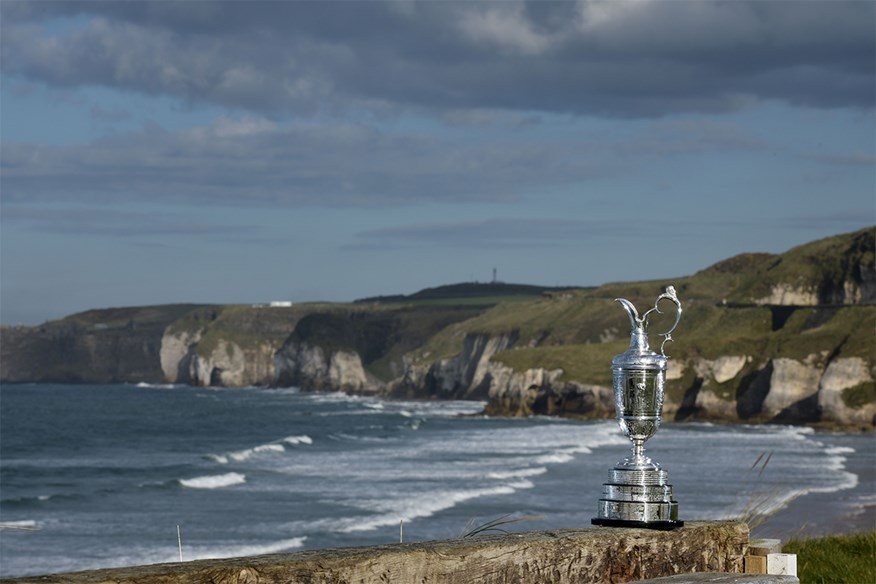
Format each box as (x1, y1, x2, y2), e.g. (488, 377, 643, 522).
(752, 430, 875, 541)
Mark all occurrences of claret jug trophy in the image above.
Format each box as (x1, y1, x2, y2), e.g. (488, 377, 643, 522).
(592, 286, 683, 530)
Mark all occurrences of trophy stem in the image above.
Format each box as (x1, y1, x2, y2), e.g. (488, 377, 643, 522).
(633, 440, 645, 462)
(619, 438, 656, 469)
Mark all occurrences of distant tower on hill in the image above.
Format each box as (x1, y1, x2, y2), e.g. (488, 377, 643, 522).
(492, 267, 497, 283)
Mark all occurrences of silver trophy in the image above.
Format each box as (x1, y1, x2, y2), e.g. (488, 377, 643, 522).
(592, 286, 683, 530)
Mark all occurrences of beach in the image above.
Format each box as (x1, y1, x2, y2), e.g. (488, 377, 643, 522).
(751, 430, 875, 541)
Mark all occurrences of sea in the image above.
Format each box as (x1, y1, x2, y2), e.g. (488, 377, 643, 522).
(1, 383, 873, 578)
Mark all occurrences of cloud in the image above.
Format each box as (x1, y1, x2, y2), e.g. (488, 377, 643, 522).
(89, 104, 132, 123)
(1, 113, 782, 209)
(349, 212, 876, 252)
(348, 218, 624, 250)
(2, 1, 872, 118)
(1, 204, 257, 240)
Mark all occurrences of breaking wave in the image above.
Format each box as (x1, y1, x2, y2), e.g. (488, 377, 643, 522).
(179, 472, 246, 489)
(208, 435, 312, 463)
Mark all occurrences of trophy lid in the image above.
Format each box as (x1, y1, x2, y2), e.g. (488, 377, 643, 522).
(611, 287, 682, 372)
(611, 336, 667, 371)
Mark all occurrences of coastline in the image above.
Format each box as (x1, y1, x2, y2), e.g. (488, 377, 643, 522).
(752, 430, 876, 541)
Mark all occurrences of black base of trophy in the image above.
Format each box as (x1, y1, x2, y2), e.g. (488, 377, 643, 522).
(591, 518, 684, 531)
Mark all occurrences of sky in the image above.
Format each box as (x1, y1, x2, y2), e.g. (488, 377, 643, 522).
(1, 1, 874, 325)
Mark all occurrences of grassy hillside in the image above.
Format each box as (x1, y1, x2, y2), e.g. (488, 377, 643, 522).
(3, 227, 872, 398)
(784, 530, 876, 584)
(355, 282, 583, 306)
(412, 227, 875, 395)
(284, 305, 486, 381)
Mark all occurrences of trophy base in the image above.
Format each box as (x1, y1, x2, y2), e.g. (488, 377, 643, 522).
(591, 517, 683, 531)
(593, 467, 681, 529)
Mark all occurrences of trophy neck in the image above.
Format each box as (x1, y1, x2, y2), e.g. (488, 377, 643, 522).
(629, 329, 650, 352)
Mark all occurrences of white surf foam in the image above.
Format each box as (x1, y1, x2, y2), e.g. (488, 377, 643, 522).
(283, 435, 313, 445)
(0, 520, 40, 529)
(228, 444, 285, 462)
(535, 452, 575, 464)
(210, 436, 312, 464)
(487, 467, 548, 480)
(179, 472, 246, 489)
(132, 382, 187, 389)
(184, 537, 307, 560)
(718, 487, 810, 522)
(333, 477, 537, 534)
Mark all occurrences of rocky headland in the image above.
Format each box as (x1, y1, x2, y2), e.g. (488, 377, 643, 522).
(2, 227, 874, 429)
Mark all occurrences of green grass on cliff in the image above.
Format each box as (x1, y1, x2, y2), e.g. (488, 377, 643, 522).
(491, 342, 625, 385)
(428, 293, 873, 416)
(784, 530, 876, 584)
(165, 304, 346, 358)
(842, 381, 876, 409)
(745, 227, 875, 302)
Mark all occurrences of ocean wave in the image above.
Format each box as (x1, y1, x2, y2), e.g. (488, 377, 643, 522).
(209, 435, 312, 464)
(184, 537, 307, 560)
(335, 479, 536, 534)
(258, 386, 301, 395)
(133, 382, 184, 389)
(486, 467, 548, 480)
(327, 432, 397, 443)
(283, 435, 313, 445)
(2, 493, 75, 506)
(389, 401, 486, 418)
(846, 493, 876, 518)
(307, 391, 366, 404)
(718, 487, 810, 522)
(73, 536, 308, 576)
(0, 520, 40, 530)
(179, 472, 246, 489)
(809, 470, 858, 494)
(309, 395, 485, 418)
(825, 446, 855, 455)
(853, 493, 876, 505)
(534, 452, 575, 464)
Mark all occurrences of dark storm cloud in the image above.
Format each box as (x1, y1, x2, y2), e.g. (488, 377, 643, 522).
(2, 1, 873, 118)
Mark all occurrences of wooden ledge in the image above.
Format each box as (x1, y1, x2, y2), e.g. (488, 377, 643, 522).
(5, 520, 749, 584)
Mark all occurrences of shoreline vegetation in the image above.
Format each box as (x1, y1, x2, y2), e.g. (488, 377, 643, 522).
(1, 227, 874, 430)
(785, 530, 876, 584)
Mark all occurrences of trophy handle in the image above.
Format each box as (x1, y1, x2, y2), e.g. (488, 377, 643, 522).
(641, 286, 682, 356)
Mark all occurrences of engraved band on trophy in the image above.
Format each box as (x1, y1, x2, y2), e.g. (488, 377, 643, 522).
(592, 286, 683, 530)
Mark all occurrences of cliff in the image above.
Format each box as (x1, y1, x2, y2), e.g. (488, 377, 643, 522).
(0, 304, 210, 384)
(2, 227, 873, 428)
(273, 306, 484, 392)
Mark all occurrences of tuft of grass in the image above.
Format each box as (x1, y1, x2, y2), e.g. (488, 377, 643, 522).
(461, 514, 544, 538)
(735, 451, 780, 531)
(784, 530, 876, 584)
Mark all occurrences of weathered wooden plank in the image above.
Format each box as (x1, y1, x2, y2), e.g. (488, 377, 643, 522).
(4, 521, 748, 584)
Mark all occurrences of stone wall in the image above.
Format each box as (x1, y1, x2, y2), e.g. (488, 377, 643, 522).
(6, 521, 748, 584)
